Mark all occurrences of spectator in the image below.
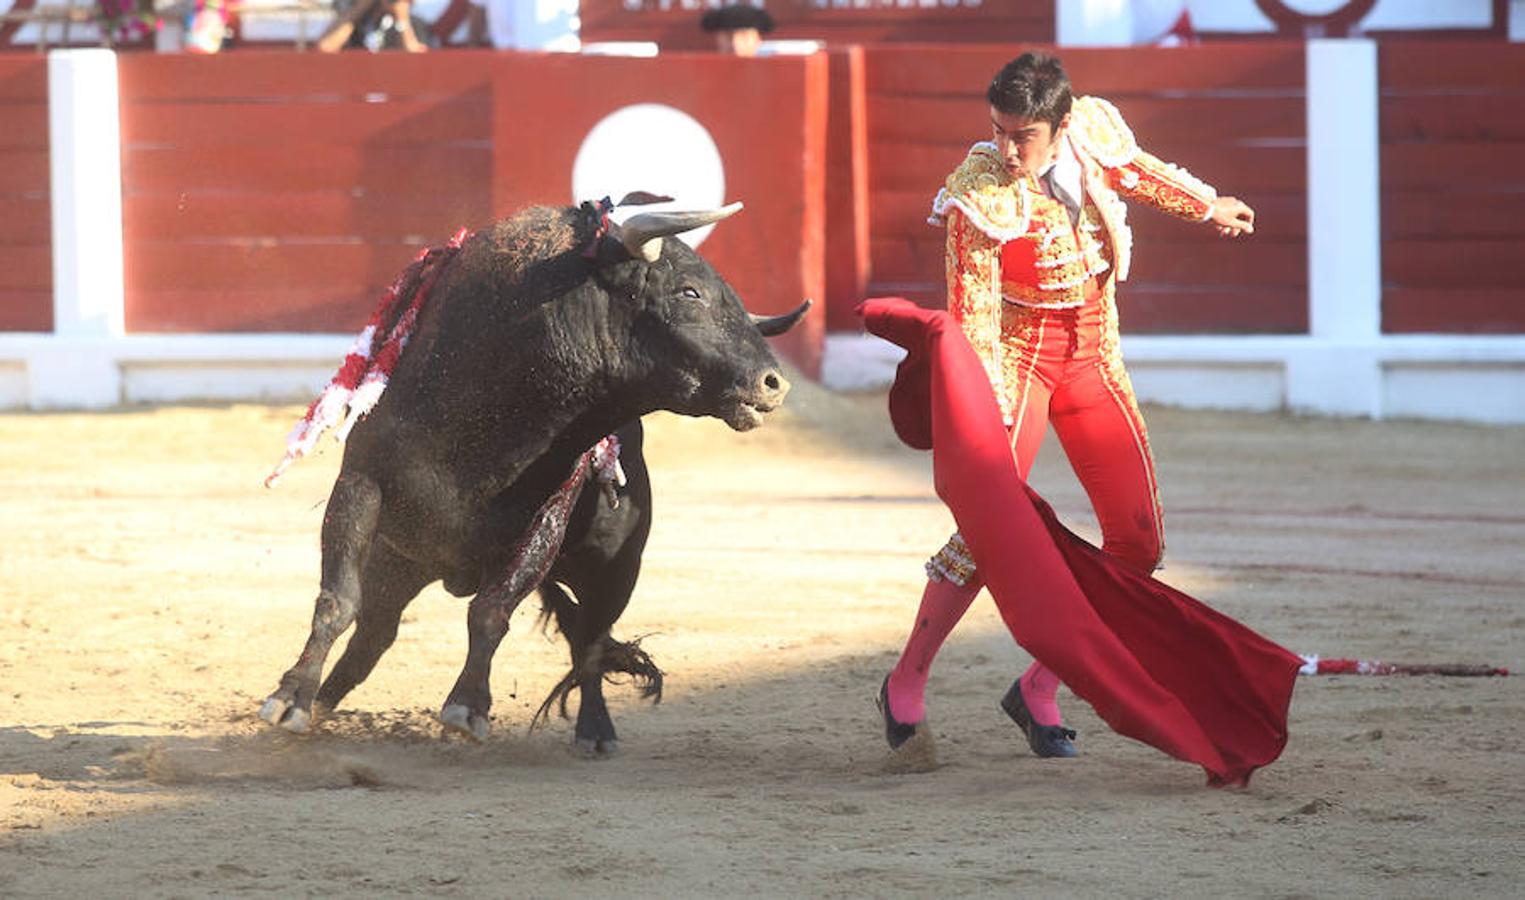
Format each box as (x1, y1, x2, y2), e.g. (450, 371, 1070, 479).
(467, 0, 514, 48)
(184, 0, 231, 53)
(316, 0, 430, 52)
(699, 3, 774, 57)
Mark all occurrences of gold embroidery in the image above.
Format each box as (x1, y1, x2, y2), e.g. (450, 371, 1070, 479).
(944, 208, 1009, 419)
(926, 531, 978, 585)
(998, 190, 1113, 309)
(997, 302, 1046, 420)
(929, 143, 1030, 241)
(1114, 150, 1217, 222)
(934, 107, 1215, 418)
(1068, 96, 1140, 168)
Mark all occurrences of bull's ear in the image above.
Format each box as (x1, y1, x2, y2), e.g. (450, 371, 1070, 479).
(617, 191, 675, 207)
(751, 299, 813, 337)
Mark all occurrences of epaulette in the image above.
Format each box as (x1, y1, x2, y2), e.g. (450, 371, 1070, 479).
(1067, 96, 1140, 169)
(927, 142, 1032, 242)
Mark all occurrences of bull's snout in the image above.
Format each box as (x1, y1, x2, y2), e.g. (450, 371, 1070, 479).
(722, 367, 791, 432)
(755, 368, 790, 410)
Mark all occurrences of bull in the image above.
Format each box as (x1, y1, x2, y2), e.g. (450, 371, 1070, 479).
(257, 199, 809, 753)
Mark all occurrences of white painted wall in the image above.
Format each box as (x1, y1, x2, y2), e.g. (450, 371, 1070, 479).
(821, 335, 1525, 424)
(1298, 39, 1382, 418)
(48, 50, 124, 341)
(41, 50, 127, 410)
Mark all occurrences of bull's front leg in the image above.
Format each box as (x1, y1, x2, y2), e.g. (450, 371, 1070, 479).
(440, 459, 591, 742)
(438, 596, 515, 742)
(259, 471, 382, 733)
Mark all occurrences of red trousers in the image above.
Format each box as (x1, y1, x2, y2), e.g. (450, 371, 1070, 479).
(998, 294, 1163, 572)
(866, 296, 1299, 786)
(898, 292, 1165, 726)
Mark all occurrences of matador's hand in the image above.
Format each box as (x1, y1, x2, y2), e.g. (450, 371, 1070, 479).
(1209, 196, 1255, 238)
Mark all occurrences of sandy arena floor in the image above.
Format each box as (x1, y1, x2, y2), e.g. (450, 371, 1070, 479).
(1, 381, 1522, 898)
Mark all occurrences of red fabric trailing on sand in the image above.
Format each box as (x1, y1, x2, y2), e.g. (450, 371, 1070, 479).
(859, 297, 1302, 787)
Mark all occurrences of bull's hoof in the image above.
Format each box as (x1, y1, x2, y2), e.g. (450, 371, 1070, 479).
(258, 697, 289, 726)
(439, 704, 490, 743)
(575, 736, 618, 758)
(279, 707, 312, 734)
(258, 696, 313, 733)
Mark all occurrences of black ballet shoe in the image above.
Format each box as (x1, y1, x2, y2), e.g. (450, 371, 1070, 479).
(1000, 679, 1078, 759)
(877, 675, 921, 750)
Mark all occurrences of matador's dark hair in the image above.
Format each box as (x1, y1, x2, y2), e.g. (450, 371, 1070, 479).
(987, 51, 1073, 132)
(700, 4, 776, 34)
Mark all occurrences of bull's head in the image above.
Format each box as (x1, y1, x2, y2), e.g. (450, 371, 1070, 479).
(592, 201, 810, 431)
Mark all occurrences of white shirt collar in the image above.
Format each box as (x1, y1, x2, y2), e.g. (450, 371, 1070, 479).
(1043, 135, 1085, 203)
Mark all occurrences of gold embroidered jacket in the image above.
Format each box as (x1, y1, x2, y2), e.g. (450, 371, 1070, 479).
(927, 96, 1218, 406)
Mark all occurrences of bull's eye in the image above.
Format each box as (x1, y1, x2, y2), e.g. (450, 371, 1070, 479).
(680, 286, 703, 301)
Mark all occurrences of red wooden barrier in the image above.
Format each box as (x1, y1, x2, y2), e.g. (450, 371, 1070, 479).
(824, 45, 869, 332)
(0, 57, 50, 332)
(117, 51, 496, 333)
(116, 50, 829, 375)
(489, 51, 829, 375)
(857, 42, 1309, 335)
(66, 40, 1525, 357)
(1379, 42, 1525, 334)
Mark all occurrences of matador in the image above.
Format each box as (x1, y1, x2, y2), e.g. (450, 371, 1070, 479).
(879, 50, 1257, 761)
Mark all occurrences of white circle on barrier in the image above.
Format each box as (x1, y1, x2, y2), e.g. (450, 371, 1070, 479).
(1276, 0, 1355, 13)
(572, 103, 727, 250)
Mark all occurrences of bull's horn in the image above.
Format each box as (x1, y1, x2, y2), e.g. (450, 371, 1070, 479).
(619, 202, 744, 263)
(751, 299, 813, 337)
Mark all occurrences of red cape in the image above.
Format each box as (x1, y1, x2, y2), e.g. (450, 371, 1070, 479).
(860, 297, 1300, 786)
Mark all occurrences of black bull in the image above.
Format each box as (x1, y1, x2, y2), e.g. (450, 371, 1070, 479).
(258, 201, 809, 752)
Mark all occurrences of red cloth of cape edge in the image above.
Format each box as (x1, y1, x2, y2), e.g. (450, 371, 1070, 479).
(859, 297, 1301, 787)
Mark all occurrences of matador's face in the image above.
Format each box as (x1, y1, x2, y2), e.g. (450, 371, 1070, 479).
(990, 106, 1071, 179)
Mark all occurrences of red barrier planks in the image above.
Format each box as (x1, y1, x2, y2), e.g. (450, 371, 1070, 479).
(866, 43, 1305, 98)
(117, 51, 494, 335)
(127, 286, 382, 333)
(1120, 286, 1308, 334)
(120, 97, 491, 147)
(0, 56, 49, 333)
(123, 191, 487, 243)
(825, 46, 871, 332)
(1379, 41, 1525, 334)
(1383, 239, 1525, 290)
(1385, 191, 1525, 241)
(1378, 41, 1525, 90)
(1383, 288, 1525, 334)
(116, 50, 499, 100)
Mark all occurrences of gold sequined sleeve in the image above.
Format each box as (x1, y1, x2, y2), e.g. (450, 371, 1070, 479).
(1111, 149, 1218, 222)
(944, 207, 1010, 419)
(1070, 95, 1218, 223)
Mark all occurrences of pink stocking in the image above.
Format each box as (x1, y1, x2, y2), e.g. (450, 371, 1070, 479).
(885, 576, 981, 723)
(1019, 661, 1063, 726)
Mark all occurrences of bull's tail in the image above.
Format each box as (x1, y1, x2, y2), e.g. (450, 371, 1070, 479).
(529, 631, 664, 731)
